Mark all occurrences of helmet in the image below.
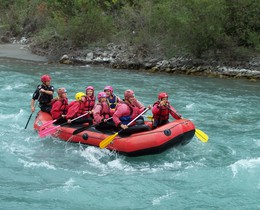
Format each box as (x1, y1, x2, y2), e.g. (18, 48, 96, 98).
(57, 88, 67, 96)
(158, 92, 168, 100)
(86, 86, 94, 91)
(124, 89, 135, 100)
(104, 85, 113, 94)
(98, 92, 107, 101)
(75, 92, 86, 101)
(86, 86, 94, 96)
(41, 74, 51, 82)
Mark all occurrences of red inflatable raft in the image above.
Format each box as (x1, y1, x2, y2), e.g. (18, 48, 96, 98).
(34, 111, 195, 157)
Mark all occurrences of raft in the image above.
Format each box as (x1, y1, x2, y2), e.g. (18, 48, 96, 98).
(34, 111, 195, 157)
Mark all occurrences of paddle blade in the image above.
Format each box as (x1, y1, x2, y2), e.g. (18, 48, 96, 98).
(99, 132, 119, 149)
(146, 115, 153, 120)
(195, 129, 208, 143)
(39, 126, 60, 138)
(39, 119, 57, 130)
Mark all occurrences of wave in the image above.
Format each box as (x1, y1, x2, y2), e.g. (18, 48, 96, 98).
(18, 158, 56, 170)
(229, 157, 260, 177)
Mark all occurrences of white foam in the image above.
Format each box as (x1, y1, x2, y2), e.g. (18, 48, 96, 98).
(2, 83, 26, 91)
(18, 158, 56, 170)
(185, 103, 194, 110)
(63, 178, 80, 191)
(229, 157, 260, 176)
(152, 190, 175, 205)
(0, 109, 24, 120)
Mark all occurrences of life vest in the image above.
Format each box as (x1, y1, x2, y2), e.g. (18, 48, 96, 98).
(34, 84, 54, 105)
(96, 102, 110, 119)
(153, 101, 170, 121)
(55, 98, 68, 115)
(107, 95, 119, 109)
(68, 100, 85, 118)
(84, 95, 95, 112)
(119, 102, 133, 125)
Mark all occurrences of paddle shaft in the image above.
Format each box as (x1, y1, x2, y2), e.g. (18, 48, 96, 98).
(72, 117, 113, 135)
(39, 112, 89, 137)
(99, 107, 150, 149)
(166, 105, 182, 119)
(167, 106, 208, 142)
(39, 119, 58, 130)
(24, 93, 41, 129)
(125, 107, 150, 128)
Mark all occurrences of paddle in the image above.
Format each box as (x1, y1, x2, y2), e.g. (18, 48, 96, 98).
(39, 119, 58, 130)
(39, 112, 89, 138)
(166, 106, 208, 143)
(194, 129, 208, 143)
(39, 116, 67, 130)
(24, 93, 41, 129)
(72, 117, 113, 135)
(99, 107, 150, 149)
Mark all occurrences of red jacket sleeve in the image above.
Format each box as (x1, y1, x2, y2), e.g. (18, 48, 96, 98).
(152, 103, 161, 116)
(93, 104, 103, 124)
(113, 103, 129, 126)
(169, 105, 182, 119)
(51, 100, 62, 119)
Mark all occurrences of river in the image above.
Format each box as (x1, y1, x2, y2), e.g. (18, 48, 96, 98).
(0, 58, 260, 209)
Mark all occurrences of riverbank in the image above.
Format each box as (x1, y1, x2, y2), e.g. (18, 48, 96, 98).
(0, 44, 47, 62)
(30, 41, 260, 81)
(0, 43, 259, 81)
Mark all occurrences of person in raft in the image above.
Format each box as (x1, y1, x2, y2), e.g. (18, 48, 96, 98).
(112, 89, 151, 135)
(84, 86, 96, 120)
(66, 92, 93, 125)
(152, 92, 182, 129)
(93, 92, 116, 130)
(103, 85, 122, 116)
(50, 88, 69, 124)
(31, 74, 54, 114)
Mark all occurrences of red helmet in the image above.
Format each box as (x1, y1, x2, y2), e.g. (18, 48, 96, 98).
(158, 92, 168, 100)
(57, 88, 67, 96)
(41, 74, 51, 82)
(124, 89, 135, 100)
(98, 92, 107, 101)
(104, 85, 113, 94)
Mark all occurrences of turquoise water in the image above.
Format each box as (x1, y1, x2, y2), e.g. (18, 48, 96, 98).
(0, 58, 260, 209)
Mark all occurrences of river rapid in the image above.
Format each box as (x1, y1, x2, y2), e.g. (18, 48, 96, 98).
(0, 58, 260, 209)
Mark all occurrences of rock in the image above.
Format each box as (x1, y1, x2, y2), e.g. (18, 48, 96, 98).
(59, 54, 73, 64)
(0, 36, 10, 43)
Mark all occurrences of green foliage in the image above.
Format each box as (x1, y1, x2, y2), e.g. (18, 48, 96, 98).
(49, 1, 114, 47)
(0, 0, 259, 59)
(166, 0, 227, 58)
(224, 0, 260, 50)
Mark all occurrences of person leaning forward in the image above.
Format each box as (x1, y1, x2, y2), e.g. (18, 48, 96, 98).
(31, 74, 54, 114)
(112, 89, 151, 135)
(66, 92, 93, 125)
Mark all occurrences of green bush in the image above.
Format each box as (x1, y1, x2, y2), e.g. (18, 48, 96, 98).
(0, 0, 259, 59)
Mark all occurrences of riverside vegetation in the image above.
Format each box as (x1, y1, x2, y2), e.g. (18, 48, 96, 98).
(0, 0, 259, 79)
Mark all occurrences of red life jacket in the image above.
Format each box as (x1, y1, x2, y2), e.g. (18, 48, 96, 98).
(97, 102, 110, 118)
(67, 100, 85, 119)
(153, 101, 170, 121)
(84, 96, 95, 112)
(52, 98, 68, 114)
